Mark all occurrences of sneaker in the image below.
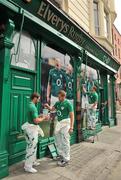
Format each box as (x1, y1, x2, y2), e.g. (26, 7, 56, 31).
(87, 127, 95, 130)
(57, 160, 69, 167)
(33, 161, 40, 166)
(24, 167, 37, 173)
(53, 155, 63, 161)
(91, 140, 95, 143)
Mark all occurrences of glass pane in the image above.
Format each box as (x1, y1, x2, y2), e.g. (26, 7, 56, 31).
(40, 45, 74, 137)
(77, 63, 99, 129)
(11, 32, 36, 71)
(93, 2, 99, 35)
(104, 11, 109, 38)
(108, 75, 113, 118)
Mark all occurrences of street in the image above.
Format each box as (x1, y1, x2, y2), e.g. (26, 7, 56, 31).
(3, 112, 121, 180)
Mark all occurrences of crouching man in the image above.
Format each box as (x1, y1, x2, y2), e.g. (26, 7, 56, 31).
(22, 92, 49, 173)
(45, 90, 74, 167)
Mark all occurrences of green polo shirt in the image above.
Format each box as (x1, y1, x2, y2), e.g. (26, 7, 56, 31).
(65, 73, 74, 100)
(54, 99, 73, 121)
(88, 92, 98, 104)
(48, 68, 65, 97)
(27, 102, 38, 124)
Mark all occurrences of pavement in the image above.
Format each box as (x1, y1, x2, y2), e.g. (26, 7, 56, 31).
(3, 112, 121, 180)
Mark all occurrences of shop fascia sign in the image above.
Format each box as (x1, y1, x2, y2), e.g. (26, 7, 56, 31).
(8, 0, 119, 71)
(36, 1, 118, 70)
(37, 1, 86, 46)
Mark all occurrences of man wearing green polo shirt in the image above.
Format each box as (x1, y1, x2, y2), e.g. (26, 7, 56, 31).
(22, 92, 49, 173)
(87, 86, 98, 130)
(47, 59, 66, 136)
(45, 90, 74, 167)
(65, 64, 74, 105)
(47, 59, 65, 106)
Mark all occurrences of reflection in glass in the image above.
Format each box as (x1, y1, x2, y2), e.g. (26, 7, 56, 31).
(77, 63, 99, 129)
(11, 31, 36, 71)
(108, 75, 113, 118)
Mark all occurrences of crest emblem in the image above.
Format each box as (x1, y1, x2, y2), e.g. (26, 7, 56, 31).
(61, 106, 64, 110)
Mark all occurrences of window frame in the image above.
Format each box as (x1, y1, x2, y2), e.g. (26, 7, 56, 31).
(104, 10, 109, 38)
(11, 31, 37, 72)
(93, 1, 100, 36)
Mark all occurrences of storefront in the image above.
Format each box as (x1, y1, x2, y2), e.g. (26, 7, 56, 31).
(0, 0, 120, 178)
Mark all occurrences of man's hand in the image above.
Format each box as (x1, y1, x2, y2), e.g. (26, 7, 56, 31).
(69, 112, 74, 134)
(44, 103, 50, 109)
(43, 114, 50, 121)
(91, 102, 97, 109)
(44, 104, 56, 112)
(68, 127, 73, 134)
(34, 114, 50, 124)
(39, 114, 50, 120)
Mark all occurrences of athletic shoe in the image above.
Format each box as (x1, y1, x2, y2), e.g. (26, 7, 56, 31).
(57, 160, 69, 167)
(33, 161, 40, 166)
(24, 167, 37, 173)
(91, 140, 95, 143)
(53, 155, 63, 161)
(87, 126, 95, 130)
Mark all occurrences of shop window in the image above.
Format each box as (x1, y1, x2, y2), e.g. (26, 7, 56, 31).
(77, 63, 100, 128)
(113, 49, 115, 56)
(118, 38, 120, 45)
(108, 75, 113, 118)
(93, 1, 100, 36)
(118, 48, 120, 59)
(104, 11, 109, 38)
(115, 44, 117, 56)
(120, 66, 121, 79)
(114, 34, 116, 40)
(41, 44, 73, 137)
(11, 31, 36, 71)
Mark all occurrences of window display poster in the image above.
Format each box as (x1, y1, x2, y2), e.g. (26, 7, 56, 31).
(40, 45, 74, 137)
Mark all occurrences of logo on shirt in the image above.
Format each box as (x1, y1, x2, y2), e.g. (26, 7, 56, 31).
(68, 82, 72, 89)
(61, 106, 64, 110)
(56, 79, 62, 86)
(57, 110, 62, 116)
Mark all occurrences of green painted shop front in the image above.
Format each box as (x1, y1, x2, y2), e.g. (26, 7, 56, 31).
(0, 0, 120, 178)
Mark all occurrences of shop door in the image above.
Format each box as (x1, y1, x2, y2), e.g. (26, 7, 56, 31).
(8, 32, 37, 164)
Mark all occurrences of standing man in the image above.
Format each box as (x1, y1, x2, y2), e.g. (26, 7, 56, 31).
(47, 59, 66, 136)
(45, 90, 74, 167)
(65, 64, 74, 105)
(80, 70, 88, 128)
(47, 59, 65, 106)
(22, 92, 49, 173)
(87, 86, 98, 130)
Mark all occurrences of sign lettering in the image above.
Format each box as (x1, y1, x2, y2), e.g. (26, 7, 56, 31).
(37, 0, 119, 70)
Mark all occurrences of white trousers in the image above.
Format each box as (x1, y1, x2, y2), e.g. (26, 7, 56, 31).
(55, 119, 70, 161)
(24, 130, 38, 168)
(21, 122, 44, 168)
(87, 108, 98, 128)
